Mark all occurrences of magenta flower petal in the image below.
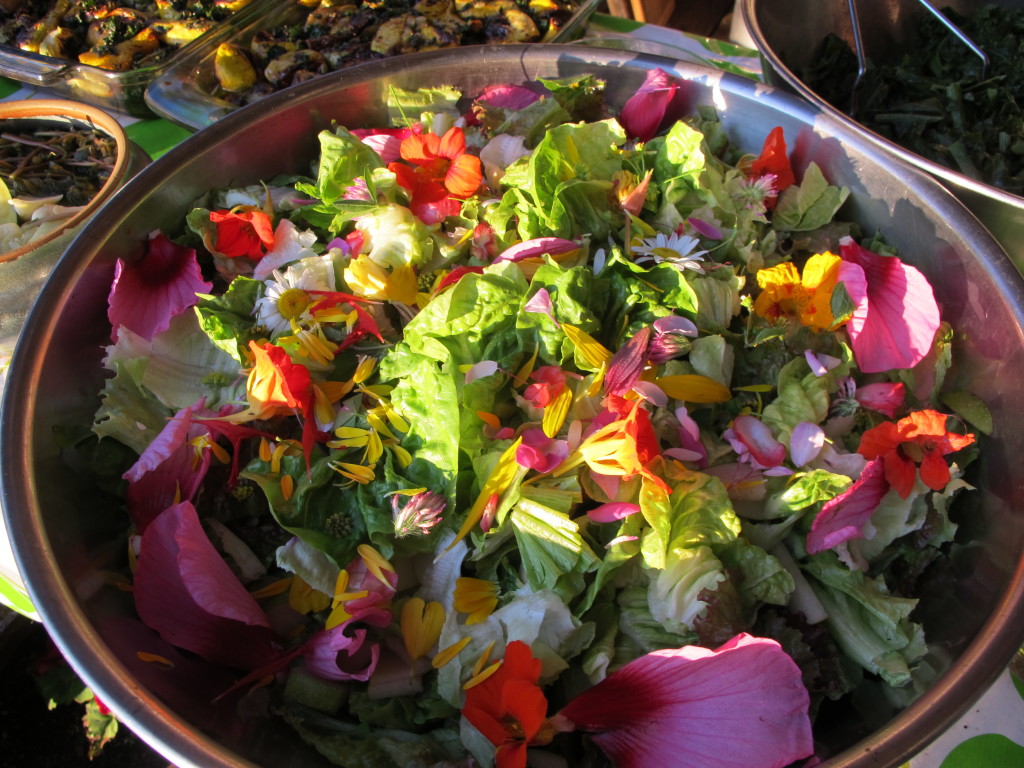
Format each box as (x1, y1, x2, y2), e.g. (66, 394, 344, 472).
(108, 231, 213, 342)
(302, 625, 379, 682)
(619, 68, 678, 142)
(124, 401, 212, 533)
(728, 414, 786, 468)
(605, 326, 652, 397)
(588, 502, 641, 523)
(854, 381, 906, 418)
(556, 633, 813, 768)
(495, 237, 579, 263)
(839, 238, 941, 374)
(133, 502, 280, 670)
(687, 216, 723, 240)
(515, 427, 569, 473)
(476, 83, 542, 110)
(807, 458, 888, 554)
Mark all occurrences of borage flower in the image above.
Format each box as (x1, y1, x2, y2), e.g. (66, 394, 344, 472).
(552, 633, 813, 768)
(108, 231, 212, 342)
(462, 640, 553, 768)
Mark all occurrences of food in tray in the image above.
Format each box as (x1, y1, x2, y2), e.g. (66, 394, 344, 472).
(0, 121, 115, 253)
(0, 0, 253, 71)
(802, 3, 1024, 195)
(205, 0, 583, 106)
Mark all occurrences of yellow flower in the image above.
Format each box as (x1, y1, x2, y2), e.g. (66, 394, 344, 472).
(753, 251, 842, 332)
(401, 597, 445, 662)
(344, 254, 418, 304)
(288, 575, 331, 615)
(453, 577, 499, 624)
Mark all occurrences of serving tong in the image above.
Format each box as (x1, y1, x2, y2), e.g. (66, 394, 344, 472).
(845, 0, 989, 115)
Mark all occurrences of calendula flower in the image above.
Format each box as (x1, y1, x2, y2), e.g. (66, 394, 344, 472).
(107, 231, 212, 342)
(209, 209, 275, 260)
(632, 231, 707, 274)
(255, 266, 333, 337)
(453, 577, 499, 625)
(552, 633, 813, 768)
(462, 640, 553, 768)
(753, 251, 842, 332)
(857, 409, 976, 498)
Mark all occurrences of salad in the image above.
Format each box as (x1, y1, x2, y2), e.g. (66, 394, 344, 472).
(87, 68, 984, 768)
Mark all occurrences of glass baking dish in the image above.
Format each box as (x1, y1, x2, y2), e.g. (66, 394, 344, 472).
(0, 0, 265, 116)
(144, 0, 602, 129)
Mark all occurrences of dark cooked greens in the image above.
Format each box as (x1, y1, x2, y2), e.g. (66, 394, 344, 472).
(803, 4, 1024, 194)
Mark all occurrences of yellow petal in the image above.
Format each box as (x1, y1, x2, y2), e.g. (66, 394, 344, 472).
(513, 346, 539, 388)
(655, 374, 732, 403)
(357, 543, 396, 587)
(542, 384, 573, 438)
(447, 437, 523, 549)
(432, 636, 472, 669)
(561, 323, 613, 369)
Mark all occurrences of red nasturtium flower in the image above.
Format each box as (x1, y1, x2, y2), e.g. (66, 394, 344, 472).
(857, 409, 976, 498)
(748, 126, 796, 208)
(209, 209, 275, 260)
(462, 641, 553, 768)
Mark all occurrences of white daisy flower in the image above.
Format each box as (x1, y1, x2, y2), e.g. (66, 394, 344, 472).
(632, 232, 708, 274)
(255, 265, 332, 337)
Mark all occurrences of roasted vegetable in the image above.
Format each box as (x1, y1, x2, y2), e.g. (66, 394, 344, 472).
(213, 41, 256, 92)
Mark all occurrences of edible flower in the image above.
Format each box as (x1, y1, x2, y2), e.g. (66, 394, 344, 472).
(107, 231, 212, 341)
(752, 251, 842, 332)
(553, 633, 813, 768)
(462, 640, 553, 768)
(748, 126, 796, 208)
(392, 490, 446, 538)
(807, 458, 888, 555)
(209, 209, 275, 260)
(453, 577, 499, 625)
(619, 68, 679, 142)
(838, 237, 940, 373)
(632, 231, 707, 274)
(857, 409, 975, 498)
(401, 597, 445, 662)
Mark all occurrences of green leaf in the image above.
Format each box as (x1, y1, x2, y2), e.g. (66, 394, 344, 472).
(297, 127, 384, 207)
(773, 163, 850, 232)
(194, 276, 264, 362)
(940, 389, 994, 435)
(510, 497, 599, 599)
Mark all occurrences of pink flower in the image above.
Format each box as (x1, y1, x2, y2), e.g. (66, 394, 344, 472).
(554, 633, 813, 768)
(523, 287, 560, 326)
(789, 421, 825, 467)
(724, 414, 787, 469)
(352, 125, 417, 164)
(133, 502, 280, 671)
(515, 427, 569, 473)
(523, 366, 567, 408)
(301, 624, 379, 682)
(620, 68, 678, 142)
(107, 231, 213, 341)
(806, 458, 888, 554)
(605, 326, 652, 397)
(587, 502, 641, 523)
(475, 83, 542, 111)
(495, 237, 579, 264)
(854, 381, 906, 418)
(838, 237, 941, 374)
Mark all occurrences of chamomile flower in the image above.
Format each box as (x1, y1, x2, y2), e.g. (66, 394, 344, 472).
(632, 231, 708, 274)
(255, 266, 332, 337)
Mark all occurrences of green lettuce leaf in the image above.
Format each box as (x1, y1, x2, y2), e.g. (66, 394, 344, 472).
(194, 275, 264, 362)
(509, 496, 599, 601)
(773, 162, 850, 232)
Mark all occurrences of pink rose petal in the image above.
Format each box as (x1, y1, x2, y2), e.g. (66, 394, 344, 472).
(557, 633, 813, 768)
(807, 458, 888, 554)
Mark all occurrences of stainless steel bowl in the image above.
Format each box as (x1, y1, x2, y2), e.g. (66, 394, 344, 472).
(741, 0, 1024, 272)
(3, 44, 1024, 768)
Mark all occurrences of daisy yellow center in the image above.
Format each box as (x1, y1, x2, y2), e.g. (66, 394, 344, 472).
(276, 288, 312, 320)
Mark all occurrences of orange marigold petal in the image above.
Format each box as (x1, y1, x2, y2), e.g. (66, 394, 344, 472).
(446, 153, 483, 198)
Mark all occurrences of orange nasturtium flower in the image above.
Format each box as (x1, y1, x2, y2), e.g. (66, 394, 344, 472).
(398, 126, 483, 198)
(462, 641, 554, 768)
(753, 251, 843, 332)
(245, 340, 312, 420)
(857, 409, 976, 498)
(209, 209, 275, 260)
